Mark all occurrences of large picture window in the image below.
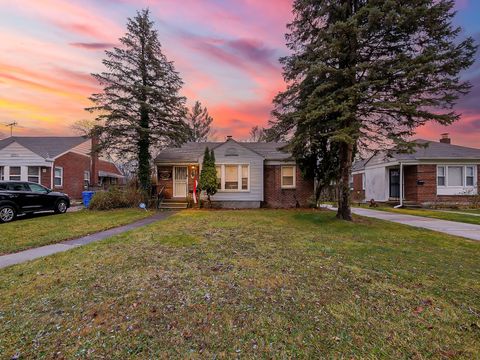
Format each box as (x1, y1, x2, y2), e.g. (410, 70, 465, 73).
(215, 164, 250, 191)
(437, 165, 476, 187)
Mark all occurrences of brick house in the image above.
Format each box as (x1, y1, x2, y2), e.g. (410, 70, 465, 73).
(0, 136, 124, 199)
(352, 134, 480, 206)
(154, 137, 314, 208)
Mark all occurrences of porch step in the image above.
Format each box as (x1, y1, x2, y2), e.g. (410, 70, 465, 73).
(159, 200, 188, 210)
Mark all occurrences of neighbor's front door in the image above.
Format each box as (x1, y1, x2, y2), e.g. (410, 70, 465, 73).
(389, 168, 400, 198)
(173, 166, 188, 198)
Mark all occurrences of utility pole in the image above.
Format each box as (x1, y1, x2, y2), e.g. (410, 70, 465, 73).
(4, 121, 18, 136)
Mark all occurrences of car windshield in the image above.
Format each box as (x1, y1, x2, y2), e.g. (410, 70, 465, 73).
(28, 183, 49, 194)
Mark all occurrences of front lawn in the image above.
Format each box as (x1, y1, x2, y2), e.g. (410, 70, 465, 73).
(354, 205, 480, 225)
(0, 209, 152, 255)
(0, 210, 479, 358)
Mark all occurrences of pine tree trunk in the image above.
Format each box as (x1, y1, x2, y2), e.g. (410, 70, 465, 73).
(138, 105, 150, 192)
(336, 141, 353, 221)
(137, 33, 151, 193)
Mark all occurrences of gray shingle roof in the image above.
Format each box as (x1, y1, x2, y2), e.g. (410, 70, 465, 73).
(155, 141, 291, 163)
(353, 139, 480, 170)
(0, 136, 89, 159)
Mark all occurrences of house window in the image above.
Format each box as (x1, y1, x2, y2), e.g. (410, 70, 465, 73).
(466, 166, 475, 186)
(241, 165, 249, 190)
(437, 165, 476, 188)
(281, 166, 296, 188)
(224, 165, 239, 190)
(0, 166, 4, 180)
(437, 166, 446, 186)
(84, 171, 90, 188)
(447, 166, 463, 187)
(216, 166, 222, 189)
(28, 166, 40, 183)
(362, 173, 366, 191)
(215, 164, 250, 191)
(9, 166, 21, 181)
(54, 167, 63, 187)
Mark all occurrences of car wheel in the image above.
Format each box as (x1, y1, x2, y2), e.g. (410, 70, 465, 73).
(0, 205, 16, 223)
(55, 200, 68, 214)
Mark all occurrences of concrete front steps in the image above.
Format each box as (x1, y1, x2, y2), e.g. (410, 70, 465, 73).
(159, 199, 188, 210)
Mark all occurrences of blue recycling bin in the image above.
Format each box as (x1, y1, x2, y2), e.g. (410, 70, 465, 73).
(82, 191, 95, 208)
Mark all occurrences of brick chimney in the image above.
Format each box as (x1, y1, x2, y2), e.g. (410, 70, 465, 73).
(226, 135, 233, 141)
(440, 133, 451, 144)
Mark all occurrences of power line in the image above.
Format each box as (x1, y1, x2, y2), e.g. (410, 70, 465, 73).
(3, 122, 18, 136)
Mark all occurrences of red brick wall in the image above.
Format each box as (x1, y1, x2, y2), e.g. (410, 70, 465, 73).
(352, 173, 365, 199)
(54, 152, 91, 199)
(40, 167, 51, 188)
(263, 165, 314, 208)
(404, 165, 418, 202)
(405, 164, 480, 204)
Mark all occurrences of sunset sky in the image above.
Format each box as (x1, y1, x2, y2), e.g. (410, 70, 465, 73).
(0, 0, 479, 146)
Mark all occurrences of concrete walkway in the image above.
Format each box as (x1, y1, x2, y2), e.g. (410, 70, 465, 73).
(330, 206, 480, 241)
(0, 211, 174, 270)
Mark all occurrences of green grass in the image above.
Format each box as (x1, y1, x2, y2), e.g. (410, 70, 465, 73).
(0, 209, 152, 255)
(354, 204, 480, 225)
(1, 209, 479, 358)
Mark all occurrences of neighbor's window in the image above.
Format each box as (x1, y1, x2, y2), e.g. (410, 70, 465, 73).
(0, 166, 4, 180)
(448, 166, 463, 187)
(466, 166, 475, 186)
(28, 166, 40, 183)
(54, 167, 63, 187)
(216, 166, 222, 189)
(9, 166, 21, 181)
(224, 165, 239, 190)
(84, 171, 90, 187)
(281, 166, 296, 188)
(437, 166, 446, 186)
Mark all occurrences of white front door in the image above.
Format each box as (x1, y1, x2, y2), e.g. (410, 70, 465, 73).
(173, 166, 188, 198)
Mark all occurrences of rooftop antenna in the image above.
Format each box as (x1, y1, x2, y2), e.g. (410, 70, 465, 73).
(4, 121, 18, 136)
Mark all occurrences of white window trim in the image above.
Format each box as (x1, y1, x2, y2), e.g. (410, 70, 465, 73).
(0, 166, 4, 181)
(54, 166, 63, 187)
(362, 173, 366, 191)
(281, 165, 296, 189)
(436, 164, 477, 195)
(215, 164, 250, 192)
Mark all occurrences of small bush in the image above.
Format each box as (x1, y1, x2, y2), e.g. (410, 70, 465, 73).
(89, 187, 145, 210)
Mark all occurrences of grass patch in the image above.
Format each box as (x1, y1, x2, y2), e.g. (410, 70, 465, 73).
(0, 209, 152, 255)
(0, 209, 479, 358)
(354, 205, 480, 225)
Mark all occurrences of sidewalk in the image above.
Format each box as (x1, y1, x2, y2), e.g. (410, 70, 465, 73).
(0, 211, 174, 269)
(325, 206, 480, 241)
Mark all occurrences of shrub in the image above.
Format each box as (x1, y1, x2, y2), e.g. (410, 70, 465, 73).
(89, 187, 145, 210)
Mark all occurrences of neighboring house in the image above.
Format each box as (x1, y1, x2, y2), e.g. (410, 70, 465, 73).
(352, 134, 480, 206)
(0, 136, 124, 199)
(155, 136, 314, 208)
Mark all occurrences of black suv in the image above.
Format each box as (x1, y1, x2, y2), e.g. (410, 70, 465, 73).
(0, 181, 70, 223)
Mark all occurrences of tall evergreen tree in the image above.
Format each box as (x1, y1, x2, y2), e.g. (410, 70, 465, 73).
(199, 147, 218, 206)
(87, 9, 188, 191)
(270, 0, 476, 220)
(186, 101, 214, 142)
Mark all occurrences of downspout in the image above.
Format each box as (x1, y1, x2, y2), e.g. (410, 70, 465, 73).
(394, 162, 403, 208)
